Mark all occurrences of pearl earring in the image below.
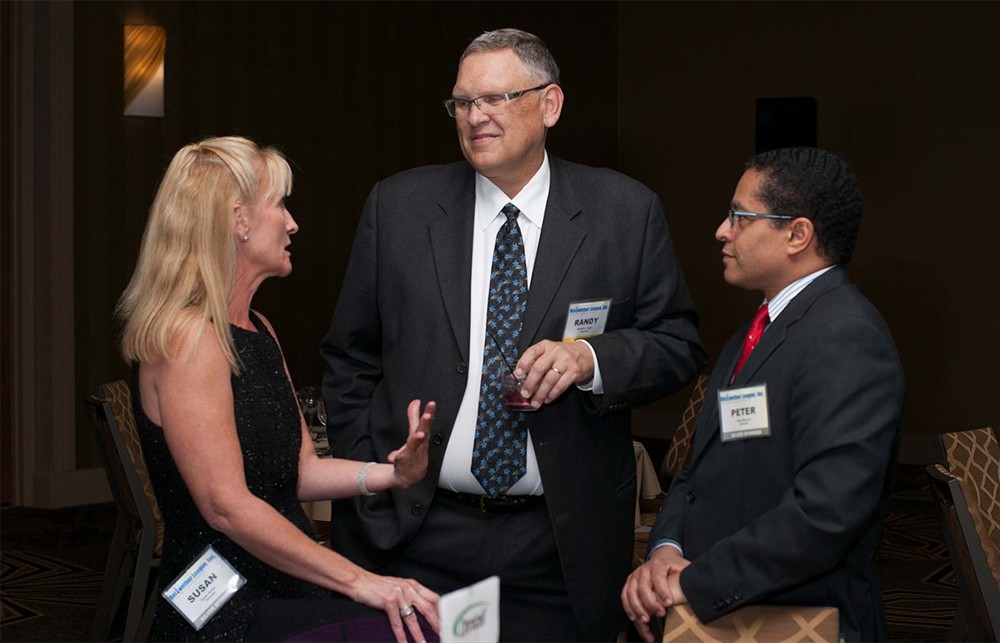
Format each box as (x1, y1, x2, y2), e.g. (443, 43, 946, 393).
(242, 233, 249, 242)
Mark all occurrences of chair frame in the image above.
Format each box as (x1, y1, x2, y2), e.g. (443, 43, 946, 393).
(925, 461, 1000, 642)
(86, 383, 160, 642)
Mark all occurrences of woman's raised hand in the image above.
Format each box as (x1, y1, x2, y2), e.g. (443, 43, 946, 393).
(387, 400, 436, 488)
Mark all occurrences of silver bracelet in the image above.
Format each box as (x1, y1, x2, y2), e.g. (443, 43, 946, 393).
(357, 461, 378, 497)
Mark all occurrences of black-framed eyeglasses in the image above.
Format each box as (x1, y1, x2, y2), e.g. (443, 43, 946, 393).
(728, 209, 796, 227)
(443, 83, 551, 118)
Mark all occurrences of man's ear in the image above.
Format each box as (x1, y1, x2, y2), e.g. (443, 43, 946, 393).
(786, 217, 815, 257)
(541, 84, 564, 128)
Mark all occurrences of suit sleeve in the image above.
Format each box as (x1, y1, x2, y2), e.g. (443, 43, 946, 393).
(585, 192, 707, 413)
(679, 313, 904, 620)
(320, 184, 382, 462)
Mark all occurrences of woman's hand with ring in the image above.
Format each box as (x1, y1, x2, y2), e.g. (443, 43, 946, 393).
(350, 571, 439, 643)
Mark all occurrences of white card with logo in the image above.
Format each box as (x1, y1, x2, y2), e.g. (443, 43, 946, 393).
(561, 298, 612, 341)
(718, 383, 771, 442)
(439, 575, 500, 643)
(162, 545, 246, 631)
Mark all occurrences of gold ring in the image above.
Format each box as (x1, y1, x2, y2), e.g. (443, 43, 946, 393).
(551, 366, 562, 375)
(399, 605, 415, 618)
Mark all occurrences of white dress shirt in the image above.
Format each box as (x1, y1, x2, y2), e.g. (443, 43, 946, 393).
(438, 153, 604, 495)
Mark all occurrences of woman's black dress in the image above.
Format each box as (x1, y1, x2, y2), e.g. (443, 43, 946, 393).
(132, 311, 326, 641)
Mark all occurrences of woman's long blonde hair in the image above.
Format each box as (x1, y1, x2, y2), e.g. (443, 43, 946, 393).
(117, 136, 292, 373)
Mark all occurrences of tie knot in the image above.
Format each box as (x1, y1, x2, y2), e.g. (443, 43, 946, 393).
(501, 203, 520, 223)
(753, 303, 770, 327)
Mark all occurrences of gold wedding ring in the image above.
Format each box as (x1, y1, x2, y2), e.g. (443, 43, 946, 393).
(551, 366, 562, 375)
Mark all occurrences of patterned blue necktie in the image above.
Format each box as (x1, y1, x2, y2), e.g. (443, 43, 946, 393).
(472, 203, 529, 496)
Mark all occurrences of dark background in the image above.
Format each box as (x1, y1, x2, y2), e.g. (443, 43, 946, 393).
(6, 1, 998, 486)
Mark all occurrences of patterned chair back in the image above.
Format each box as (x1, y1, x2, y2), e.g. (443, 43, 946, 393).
(91, 380, 165, 556)
(940, 427, 1000, 577)
(927, 426, 1000, 641)
(661, 374, 709, 480)
(661, 603, 838, 642)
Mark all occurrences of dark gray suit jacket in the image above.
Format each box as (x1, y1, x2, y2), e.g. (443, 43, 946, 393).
(321, 156, 706, 639)
(651, 266, 904, 641)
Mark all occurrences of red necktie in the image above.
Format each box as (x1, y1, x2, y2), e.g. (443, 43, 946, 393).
(731, 304, 770, 383)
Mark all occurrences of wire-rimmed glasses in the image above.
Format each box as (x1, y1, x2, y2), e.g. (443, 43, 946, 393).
(443, 83, 551, 117)
(728, 209, 796, 227)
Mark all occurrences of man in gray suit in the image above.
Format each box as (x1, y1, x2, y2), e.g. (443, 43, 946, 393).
(322, 28, 705, 641)
(622, 147, 905, 642)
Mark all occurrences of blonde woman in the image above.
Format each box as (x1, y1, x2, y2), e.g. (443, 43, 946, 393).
(118, 136, 439, 642)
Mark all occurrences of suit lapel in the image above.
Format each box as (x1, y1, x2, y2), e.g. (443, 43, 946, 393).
(728, 317, 786, 387)
(520, 158, 587, 348)
(429, 168, 476, 361)
(687, 266, 850, 467)
(731, 266, 848, 386)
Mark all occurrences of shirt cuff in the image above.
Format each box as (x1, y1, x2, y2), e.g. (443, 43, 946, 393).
(648, 538, 684, 560)
(575, 340, 604, 395)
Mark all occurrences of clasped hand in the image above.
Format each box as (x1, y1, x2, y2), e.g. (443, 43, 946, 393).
(621, 547, 690, 643)
(386, 400, 436, 488)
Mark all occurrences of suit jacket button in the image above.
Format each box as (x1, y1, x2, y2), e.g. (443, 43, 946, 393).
(432, 433, 444, 446)
(733, 590, 742, 600)
(410, 504, 423, 516)
(686, 491, 697, 504)
(457, 361, 467, 374)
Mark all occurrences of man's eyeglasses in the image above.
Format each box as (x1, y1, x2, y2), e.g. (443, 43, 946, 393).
(444, 83, 551, 118)
(728, 209, 796, 227)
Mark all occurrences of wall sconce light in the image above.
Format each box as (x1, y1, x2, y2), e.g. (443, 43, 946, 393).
(124, 25, 165, 117)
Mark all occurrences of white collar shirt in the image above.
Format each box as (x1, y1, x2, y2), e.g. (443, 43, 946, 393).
(438, 154, 551, 494)
(764, 265, 837, 322)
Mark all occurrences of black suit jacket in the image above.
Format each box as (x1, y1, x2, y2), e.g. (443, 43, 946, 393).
(651, 267, 904, 641)
(321, 157, 706, 639)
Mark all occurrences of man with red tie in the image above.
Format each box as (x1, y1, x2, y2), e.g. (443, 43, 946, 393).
(622, 147, 905, 642)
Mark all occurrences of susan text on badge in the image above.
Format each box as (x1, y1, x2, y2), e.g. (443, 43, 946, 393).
(187, 573, 219, 603)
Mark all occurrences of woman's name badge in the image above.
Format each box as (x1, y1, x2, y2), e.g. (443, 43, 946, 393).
(162, 545, 246, 631)
(562, 298, 612, 341)
(718, 384, 771, 442)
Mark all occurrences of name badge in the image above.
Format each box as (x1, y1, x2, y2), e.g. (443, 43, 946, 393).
(718, 384, 771, 442)
(439, 575, 500, 643)
(162, 545, 246, 631)
(562, 298, 612, 341)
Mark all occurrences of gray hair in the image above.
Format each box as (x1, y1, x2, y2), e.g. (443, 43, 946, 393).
(461, 28, 561, 85)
